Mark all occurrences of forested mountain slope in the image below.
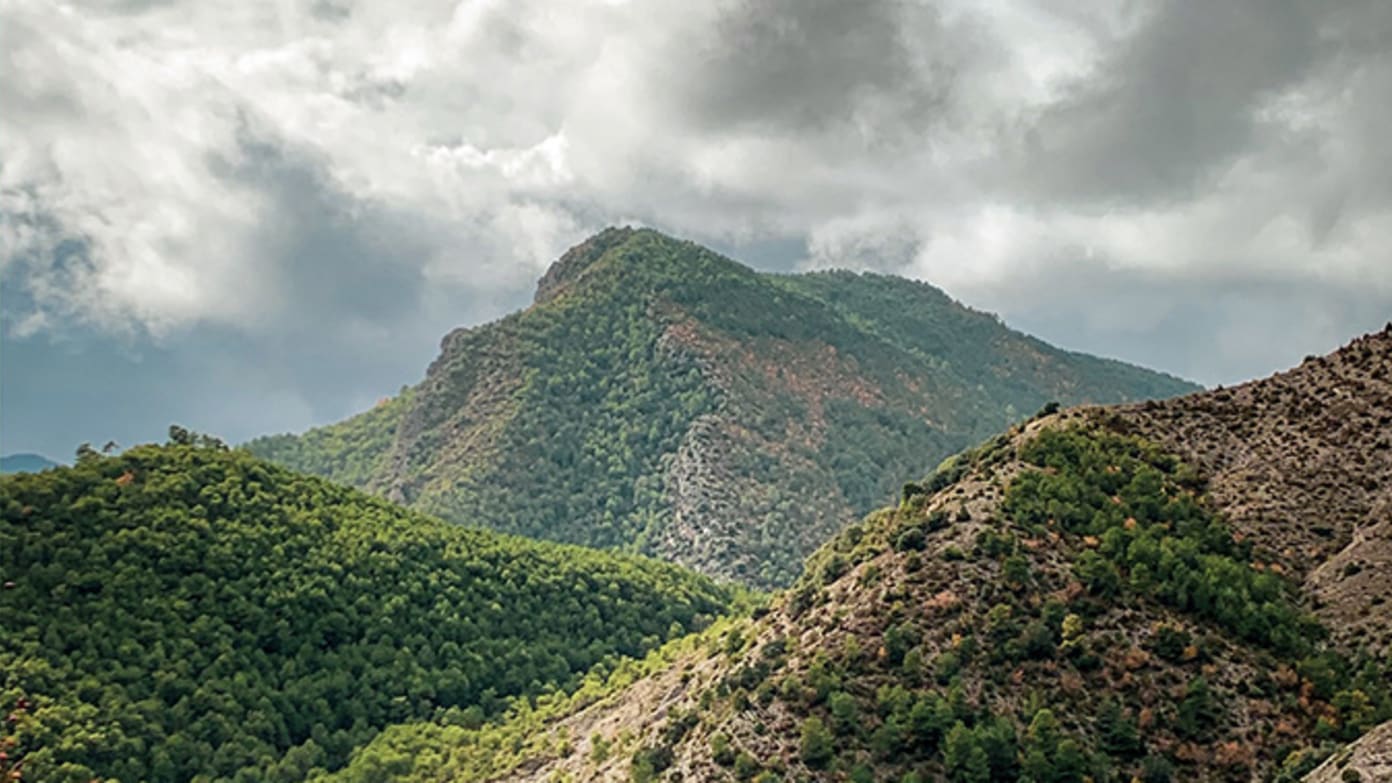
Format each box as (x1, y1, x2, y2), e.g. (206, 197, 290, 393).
(249, 227, 1196, 587)
(328, 326, 1392, 783)
(0, 435, 737, 783)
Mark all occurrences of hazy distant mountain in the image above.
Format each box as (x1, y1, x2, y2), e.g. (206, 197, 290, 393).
(0, 453, 59, 474)
(329, 325, 1392, 783)
(249, 227, 1197, 587)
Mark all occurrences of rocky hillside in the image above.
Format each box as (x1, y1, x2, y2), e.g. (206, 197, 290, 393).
(1108, 328, 1392, 654)
(248, 228, 1195, 587)
(323, 326, 1392, 782)
(1302, 718, 1392, 783)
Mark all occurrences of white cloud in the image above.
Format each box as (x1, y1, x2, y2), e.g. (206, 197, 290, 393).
(2, 0, 1389, 377)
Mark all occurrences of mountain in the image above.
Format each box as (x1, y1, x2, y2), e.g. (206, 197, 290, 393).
(324, 325, 1392, 782)
(248, 227, 1197, 587)
(0, 453, 59, 474)
(0, 435, 737, 783)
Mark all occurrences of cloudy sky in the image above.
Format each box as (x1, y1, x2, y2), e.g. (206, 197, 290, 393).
(3, 0, 1390, 459)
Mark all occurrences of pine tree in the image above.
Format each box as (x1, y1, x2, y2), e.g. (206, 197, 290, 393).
(1098, 699, 1142, 758)
(1176, 677, 1220, 739)
(944, 722, 990, 783)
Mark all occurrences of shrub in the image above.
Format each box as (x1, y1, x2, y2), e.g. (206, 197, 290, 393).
(630, 744, 673, 782)
(1150, 626, 1192, 662)
(829, 691, 860, 735)
(1139, 754, 1176, 783)
(799, 717, 835, 768)
(1176, 677, 1220, 739)
(711, 732, 735, 766)
(734, 751, 761, 780)
(895, 525, 928, 552)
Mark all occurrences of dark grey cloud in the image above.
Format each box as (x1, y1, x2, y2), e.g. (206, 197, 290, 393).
(223, 133, 429, 328)
(669, 0, 946, 137)
(703, 233, 809, 274)
(1018, 0, 1319, 203)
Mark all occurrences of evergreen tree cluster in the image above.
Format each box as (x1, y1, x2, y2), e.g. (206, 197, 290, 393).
(1007, 427, 1325, 655)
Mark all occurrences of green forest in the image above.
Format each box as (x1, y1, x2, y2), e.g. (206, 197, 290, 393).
(0, 435, 738, 782)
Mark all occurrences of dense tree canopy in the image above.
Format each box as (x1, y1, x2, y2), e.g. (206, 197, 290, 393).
(0, 440, 737, 782)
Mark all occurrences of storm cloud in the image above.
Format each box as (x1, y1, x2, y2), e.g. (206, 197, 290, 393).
(3, 0, 1390, 457)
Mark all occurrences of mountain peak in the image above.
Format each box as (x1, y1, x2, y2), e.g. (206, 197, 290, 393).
(251, 228, 1197, 588)
(533, 227, 749, 305)
(533, 226, 639, 304)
